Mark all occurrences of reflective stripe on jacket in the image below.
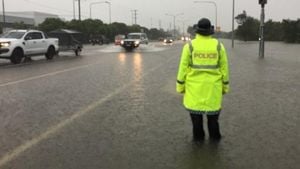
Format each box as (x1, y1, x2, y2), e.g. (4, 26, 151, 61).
(176, 34, 229, 112)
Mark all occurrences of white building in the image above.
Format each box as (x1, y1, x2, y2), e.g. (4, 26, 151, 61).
(0, 11, 60, 28)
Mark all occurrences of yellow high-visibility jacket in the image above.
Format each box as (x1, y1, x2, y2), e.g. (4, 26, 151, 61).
(176, 34, 229, 113)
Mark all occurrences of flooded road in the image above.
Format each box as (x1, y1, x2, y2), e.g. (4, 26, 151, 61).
(0, 40, 299, 169)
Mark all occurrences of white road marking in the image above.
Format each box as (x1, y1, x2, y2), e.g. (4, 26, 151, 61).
(0, 57, 171, 167)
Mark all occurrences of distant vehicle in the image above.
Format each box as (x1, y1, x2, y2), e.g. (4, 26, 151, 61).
(48, 29, 83, 56)
(163, 37, 173, 44)
(120, 32, 148, 51)
(89, 38, 101, 45)
(181, 36, 191, 41)
(114, 34, 125, 45)
(99, 35, 110, 44)
(89, 34, 110, 45)
(0, 29, 59, 64)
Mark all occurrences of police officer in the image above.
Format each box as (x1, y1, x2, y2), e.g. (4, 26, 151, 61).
(176, 18, 229, 141)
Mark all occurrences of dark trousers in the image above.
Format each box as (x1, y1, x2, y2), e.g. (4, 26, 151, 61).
(190, 113, 221, 140)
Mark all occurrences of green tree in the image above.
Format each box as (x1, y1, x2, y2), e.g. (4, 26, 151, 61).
(107, 22, 130, 40)
(148, 28, 166, 40)
(81, 19, 104, 34)
(235, 10, 247, 25)
(12, 22, 32, 29)
(36, 17, 188, 42)
(128, 24, 144, 33)
(264, 20, 283, 41)
(38, 18, 66, 32)
(235, 16, 260, 41)
(66, 19, 85, 32)
(282, 19, 300, 43)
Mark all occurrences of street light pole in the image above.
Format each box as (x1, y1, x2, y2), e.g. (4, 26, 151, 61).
(259, 0, 267, 58)
(166, 13, 183, 38)
(78, 0, 81, 21)
(194, 1, 217, 29)
(89, 1, 111, 24)
(179, 20, 189, 36)
(106, 1, 111, 24)
(232, 0, 235, 48)
(2, 0, 6, 32)
(73, 0, 76, 20)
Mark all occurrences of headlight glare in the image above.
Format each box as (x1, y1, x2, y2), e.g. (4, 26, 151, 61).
(0, 42, 11, 47)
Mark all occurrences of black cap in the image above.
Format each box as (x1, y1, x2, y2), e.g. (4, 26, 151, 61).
(193, 18, 214, 36)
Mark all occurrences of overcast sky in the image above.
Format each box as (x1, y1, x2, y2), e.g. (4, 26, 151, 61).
(3, 0, 300, 32)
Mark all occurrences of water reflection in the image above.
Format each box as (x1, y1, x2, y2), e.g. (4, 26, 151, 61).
(117, 52, 142, 81)
(133, 53, 142, 82)
(118, 53, 126, 65)
(178, 142, 227, 169)
(129, 52, 144, 111)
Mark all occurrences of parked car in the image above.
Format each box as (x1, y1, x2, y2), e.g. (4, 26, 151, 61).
(120, 32, 148, 51)
(0, 29, 59, 64)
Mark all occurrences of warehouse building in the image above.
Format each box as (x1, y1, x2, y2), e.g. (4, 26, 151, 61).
(0, 11, 59, 30)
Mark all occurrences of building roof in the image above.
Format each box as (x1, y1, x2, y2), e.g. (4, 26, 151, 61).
(5, 11, 58, 18)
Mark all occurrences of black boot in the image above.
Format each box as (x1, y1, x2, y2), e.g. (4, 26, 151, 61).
(190, 113, 205, 141)
(207, 114, 221, 140)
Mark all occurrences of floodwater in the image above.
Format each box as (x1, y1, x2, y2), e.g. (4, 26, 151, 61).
(0, 40, 299, 169)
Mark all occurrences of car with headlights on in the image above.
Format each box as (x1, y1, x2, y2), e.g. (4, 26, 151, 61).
(163, 37, 173, 44)
(120, 33, 148, 51)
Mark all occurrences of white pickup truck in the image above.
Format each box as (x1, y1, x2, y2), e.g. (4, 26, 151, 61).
(0, 29, 59, 64)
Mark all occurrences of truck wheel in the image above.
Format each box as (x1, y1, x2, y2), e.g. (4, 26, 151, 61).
(45, 46, 55, 60)
(10, 48, 24, 64)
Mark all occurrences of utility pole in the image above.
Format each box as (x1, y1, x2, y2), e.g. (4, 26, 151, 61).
(78, 0, 81, 21)
(158, 20, 161, 30)
(73, 0, 76, 20)
(259, 0, 267, 58)
(232, 0, 235, 48)
(2, 0, 6, 32)
(107, 1, 111, 24)
(165, 13, 183, 38)
(131, 9, 138, 25)
(88, 1, 111, 24)
(179, 20, 188, 37)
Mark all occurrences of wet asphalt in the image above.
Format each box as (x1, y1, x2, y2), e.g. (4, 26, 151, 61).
(0, 40, 299, 169)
